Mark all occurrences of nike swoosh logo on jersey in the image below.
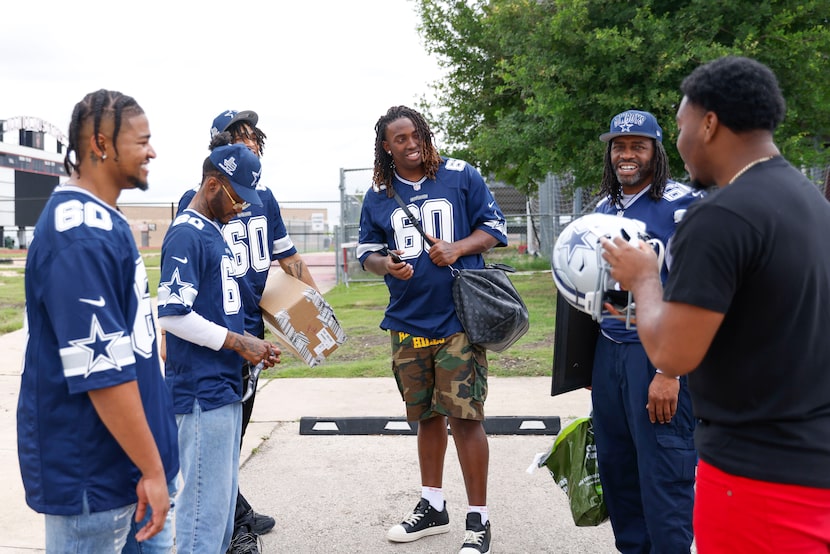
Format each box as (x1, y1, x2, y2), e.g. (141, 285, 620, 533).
(488, 200, 495, 208)
(79, 296, 106, 307)
(172, 256, 188, 264)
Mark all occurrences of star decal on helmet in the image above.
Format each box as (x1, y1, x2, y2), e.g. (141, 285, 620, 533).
(563, 228, 595, 265)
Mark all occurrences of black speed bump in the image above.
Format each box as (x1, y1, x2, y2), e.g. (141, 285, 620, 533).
(299, 416, 560, 436)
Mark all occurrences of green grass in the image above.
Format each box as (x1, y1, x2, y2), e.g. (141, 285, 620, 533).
(265, 247, 557, 379)
(1, 249, 161, 335)
(5, 246, 560, 378)
(0, 265, 26, 333)
(143, 249, 162, 293)
(485, 249, 552, 272)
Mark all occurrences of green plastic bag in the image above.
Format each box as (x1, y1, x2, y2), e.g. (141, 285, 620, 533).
(541, 416, 609, 527)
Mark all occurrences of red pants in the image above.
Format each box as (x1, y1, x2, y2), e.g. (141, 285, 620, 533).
(695, 459, 830, 553)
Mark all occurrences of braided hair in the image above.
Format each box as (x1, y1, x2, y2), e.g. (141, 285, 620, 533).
(372, 106, 442, 197)
(64, 89, 143, 177)
(598, 138, 672, 207)
(226, 120, 267, 156)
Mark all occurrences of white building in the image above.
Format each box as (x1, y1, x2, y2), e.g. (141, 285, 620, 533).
(0, 116, 68, 248)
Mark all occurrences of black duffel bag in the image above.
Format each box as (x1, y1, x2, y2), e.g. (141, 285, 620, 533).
(451, 263, 529, 352)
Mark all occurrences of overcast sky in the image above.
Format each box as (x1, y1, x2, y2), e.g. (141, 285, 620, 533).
(1, 0, 443, 216)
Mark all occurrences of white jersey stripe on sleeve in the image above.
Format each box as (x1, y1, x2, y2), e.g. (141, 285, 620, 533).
(61, 335, 136, 378)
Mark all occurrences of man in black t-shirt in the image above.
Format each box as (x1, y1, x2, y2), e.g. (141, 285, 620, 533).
(600, 56, 830, 552)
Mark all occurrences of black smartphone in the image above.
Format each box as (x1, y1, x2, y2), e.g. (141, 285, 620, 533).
(388, 251, 403, 263)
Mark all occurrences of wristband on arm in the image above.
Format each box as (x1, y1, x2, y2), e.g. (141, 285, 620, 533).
(655, 369, 680, 380)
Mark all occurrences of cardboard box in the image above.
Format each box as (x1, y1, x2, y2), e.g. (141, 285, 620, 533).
(259, 270, 347, 367)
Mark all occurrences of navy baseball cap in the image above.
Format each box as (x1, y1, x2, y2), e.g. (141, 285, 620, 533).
(599, 110, 663, 143)
(210, 109, 258, 139)
(208, 143, 263, 206)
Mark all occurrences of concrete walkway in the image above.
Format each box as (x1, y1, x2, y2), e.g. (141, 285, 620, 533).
(0, 330, 616, 552)
(0, 256, 617, 552)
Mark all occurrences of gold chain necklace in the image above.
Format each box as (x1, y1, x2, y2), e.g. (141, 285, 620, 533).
(728, 156, 775, 184)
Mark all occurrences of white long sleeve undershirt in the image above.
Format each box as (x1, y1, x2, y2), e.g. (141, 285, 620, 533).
(158, 311, 228, 351)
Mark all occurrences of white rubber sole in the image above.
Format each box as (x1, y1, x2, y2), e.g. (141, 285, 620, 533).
(386, 522, 450, 543)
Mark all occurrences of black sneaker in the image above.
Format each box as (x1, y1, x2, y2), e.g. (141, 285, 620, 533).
(387, 498, 450, 543)
(239, 509, 276, 535)
(247, 510, 276, 535)
(459, 512, 491, 554)
(227, 524, 263, 554)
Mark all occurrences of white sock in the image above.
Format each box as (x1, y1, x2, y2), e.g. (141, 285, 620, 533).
(422, 486, 445, 511)
(468, 505, 489, 525)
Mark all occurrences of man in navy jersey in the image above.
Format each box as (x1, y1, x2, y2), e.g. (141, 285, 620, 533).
(591, 110, 700, 553)
(18, 89, 179, 551)
(357, 105, 507, 554)
(158, 135, 281, 553)
(172, 109, 319, 550)
(602, 56, 830, 553)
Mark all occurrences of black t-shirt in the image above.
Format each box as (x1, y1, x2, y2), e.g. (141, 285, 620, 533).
(665, 156, 830, 488)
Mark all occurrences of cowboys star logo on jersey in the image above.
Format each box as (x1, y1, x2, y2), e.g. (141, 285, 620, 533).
(158, 267, 196, 307)
(62, 314, 135, 378)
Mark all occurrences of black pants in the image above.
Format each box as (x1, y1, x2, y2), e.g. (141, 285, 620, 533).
(235, 361, 258, 527)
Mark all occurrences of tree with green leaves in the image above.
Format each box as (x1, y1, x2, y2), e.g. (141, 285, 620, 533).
(415, 0, 830, 193)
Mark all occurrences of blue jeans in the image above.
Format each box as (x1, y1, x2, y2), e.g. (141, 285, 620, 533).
(45, 493, 133, 553)
(122, 477, 179, 553)
(175, 400, 241, 554)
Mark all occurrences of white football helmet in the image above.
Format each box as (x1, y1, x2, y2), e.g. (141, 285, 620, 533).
(551, 213, 664, 327)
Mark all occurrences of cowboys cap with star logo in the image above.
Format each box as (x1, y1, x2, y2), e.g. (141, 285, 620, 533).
(599, 109, 662, 143)
(210, 109, 259, 139)
(208, 143, 263, 206)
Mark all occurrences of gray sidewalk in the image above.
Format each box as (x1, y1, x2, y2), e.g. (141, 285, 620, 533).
(0, 326, 616, 553)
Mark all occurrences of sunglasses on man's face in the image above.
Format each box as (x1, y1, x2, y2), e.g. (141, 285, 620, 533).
(221, 183, 250, 211)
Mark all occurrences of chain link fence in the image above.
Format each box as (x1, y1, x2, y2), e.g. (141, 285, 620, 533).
(3, 164, 826, 278)
(333, 168, 591, 286)
(336, 167, 377, 285)
(335, 165, 830, 286)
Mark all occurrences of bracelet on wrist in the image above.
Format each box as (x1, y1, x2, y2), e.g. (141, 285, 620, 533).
(655, 369, 680, 380)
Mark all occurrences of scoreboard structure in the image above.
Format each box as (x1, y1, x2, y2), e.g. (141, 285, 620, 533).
(0, 116, 68, 248)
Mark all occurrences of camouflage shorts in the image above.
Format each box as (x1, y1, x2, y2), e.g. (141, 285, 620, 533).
(390, 331, 488, 422)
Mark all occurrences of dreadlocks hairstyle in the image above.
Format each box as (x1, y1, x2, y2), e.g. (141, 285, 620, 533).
(598, 138, 672, 206)
(372, 105, 443, 198)
(227, 120, 267, 156)
(64, 89, 143, 177)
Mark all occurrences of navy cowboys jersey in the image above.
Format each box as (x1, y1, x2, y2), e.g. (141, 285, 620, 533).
(357, 158, 508, 338)
(158, 209, 246, 413)
(178, 184, 296, 338)
(18, 185, 179, 515)
(595, 181, 702, 342)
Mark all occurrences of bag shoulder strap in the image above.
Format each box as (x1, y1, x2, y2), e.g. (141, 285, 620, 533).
(392, 190, 518, 275)
(393, 190, 460, 274)
(394, 190, 522, 276)
(392, 190, 434, 246)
